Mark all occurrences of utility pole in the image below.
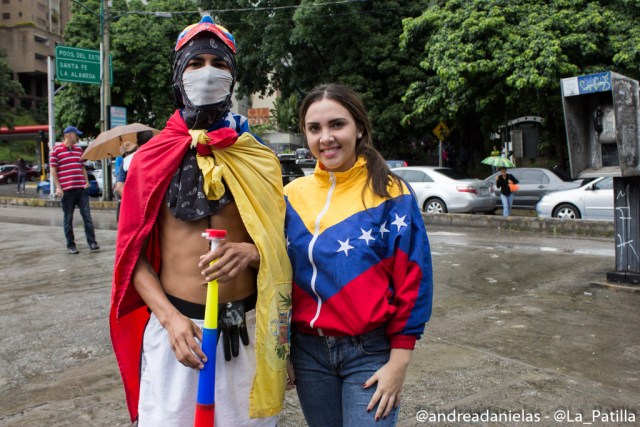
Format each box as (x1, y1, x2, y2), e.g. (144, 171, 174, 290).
(100, 0, 112, 200)
(47, 56, 56, 197)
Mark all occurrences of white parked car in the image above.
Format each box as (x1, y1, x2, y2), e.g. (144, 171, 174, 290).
(536, 177, 613, 220)
(92, 169, 104, 194)
(392, 166, 497, 214)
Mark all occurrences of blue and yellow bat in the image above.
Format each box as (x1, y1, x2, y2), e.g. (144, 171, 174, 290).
(195, 228, 227, 427)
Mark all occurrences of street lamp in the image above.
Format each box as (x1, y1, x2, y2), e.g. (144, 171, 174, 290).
(100, 0, 111, 135)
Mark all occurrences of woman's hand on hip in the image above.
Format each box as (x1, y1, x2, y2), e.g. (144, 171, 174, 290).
(363, 348, 412, 421)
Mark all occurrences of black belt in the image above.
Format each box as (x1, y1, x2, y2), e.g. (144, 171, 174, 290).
(165, 292, 257, 320)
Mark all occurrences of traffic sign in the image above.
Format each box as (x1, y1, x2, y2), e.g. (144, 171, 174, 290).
(109, 106, 127, 128)
(433, 121, 450, 141)
(55, 45, 112, 85)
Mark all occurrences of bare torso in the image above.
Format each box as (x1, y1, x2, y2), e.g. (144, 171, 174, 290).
(157, 201, 257, 305)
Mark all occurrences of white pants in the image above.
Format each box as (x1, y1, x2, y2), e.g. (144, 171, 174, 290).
(138, 311, 277, 427)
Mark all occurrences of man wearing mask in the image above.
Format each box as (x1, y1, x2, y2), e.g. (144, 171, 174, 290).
(110, 16, 291, 427)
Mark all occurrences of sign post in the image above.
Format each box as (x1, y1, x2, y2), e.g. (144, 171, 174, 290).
(432, 122, 450, 167)
(55, 45, 111, 85)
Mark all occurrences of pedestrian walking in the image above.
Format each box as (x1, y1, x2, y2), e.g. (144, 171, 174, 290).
(495, 166, 519, 216)
(16, 158, 28, 194)
(49, 126, 100, 254)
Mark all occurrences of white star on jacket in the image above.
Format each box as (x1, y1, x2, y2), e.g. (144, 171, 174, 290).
(333, 213, 407, 257)
(379, 221, 389, 238)
(337, 238, 355, 256)
(359, 228, 375, 246)
(391, 214, 407, 231)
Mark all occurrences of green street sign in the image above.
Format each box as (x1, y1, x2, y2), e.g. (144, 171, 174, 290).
(55, 45, 112, 85)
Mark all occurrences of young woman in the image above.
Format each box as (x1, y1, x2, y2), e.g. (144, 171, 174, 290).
(495, 166, 519, 216)
(283, 84, 433, 426)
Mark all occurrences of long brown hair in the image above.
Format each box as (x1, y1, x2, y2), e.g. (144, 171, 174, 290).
(298, 84, 401, 199)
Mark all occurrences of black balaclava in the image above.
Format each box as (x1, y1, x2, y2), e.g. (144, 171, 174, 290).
(172, 18, 237, 130)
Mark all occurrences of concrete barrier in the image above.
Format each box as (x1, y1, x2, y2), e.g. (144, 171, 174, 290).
(0, 196, 117, 210)
(423, 212, 614, 238)
(0, 196, 614, 238)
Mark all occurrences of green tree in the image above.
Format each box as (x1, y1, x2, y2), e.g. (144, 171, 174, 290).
(55, 0, 197, 137)
(0, 49, 26, 129)
(109, 0, 199, 129)
(200, 0, 432, 160)
(400, 0, 640, 166)
(270, 94, 299, 132)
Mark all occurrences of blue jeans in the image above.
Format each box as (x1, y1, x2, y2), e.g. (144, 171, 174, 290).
(17, 174, 27, 192)
(291, 327, 399, 427)
(501, 193, 514, 216)
(60, 188, 97, 248)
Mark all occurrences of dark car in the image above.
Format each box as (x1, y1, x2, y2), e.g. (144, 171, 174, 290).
(385, 160, 408, 169)
(296, 158, 317, 176)
(36, 172, 102, 197)
(485, 167, 583, 210)
(0, 164, 39, 184)
(280, 158, 305, 186)
(295, 148, 312, 160)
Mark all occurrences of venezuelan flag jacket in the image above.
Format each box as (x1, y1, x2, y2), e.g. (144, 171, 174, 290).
(284, 157, 433, 349)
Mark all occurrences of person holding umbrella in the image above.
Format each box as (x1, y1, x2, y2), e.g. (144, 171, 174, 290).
(113, 129, 155, 221)
(110, 16, 291, 427)
(495, 166, 519, 216)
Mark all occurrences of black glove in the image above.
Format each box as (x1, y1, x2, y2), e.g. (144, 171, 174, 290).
(218, 301, 250, 361)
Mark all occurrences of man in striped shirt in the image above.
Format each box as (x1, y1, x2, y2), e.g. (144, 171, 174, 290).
(50, 126, 99, 254)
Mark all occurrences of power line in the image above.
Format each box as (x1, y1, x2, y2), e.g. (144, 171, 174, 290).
(108, 0, 372, 17)
(207, 0, 370, 13)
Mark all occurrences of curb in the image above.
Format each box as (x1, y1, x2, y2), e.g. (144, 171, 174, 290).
(0, 196, 614, 238)
(422, 212, 614, 238)
(0, 196, 118, 210)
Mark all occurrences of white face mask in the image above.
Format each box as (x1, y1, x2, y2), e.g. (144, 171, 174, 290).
(182, 66, 233, 106)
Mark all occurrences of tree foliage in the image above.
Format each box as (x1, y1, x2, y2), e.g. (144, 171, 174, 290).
(400, 0, 640, 162)
(55, 0, 197, 138)
(200, 0, 432, 159)
(270, 94, 299, 132)
(0, 49, 26, 129)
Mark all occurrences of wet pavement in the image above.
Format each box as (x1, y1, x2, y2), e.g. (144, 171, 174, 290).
(1, 202, 639, 426)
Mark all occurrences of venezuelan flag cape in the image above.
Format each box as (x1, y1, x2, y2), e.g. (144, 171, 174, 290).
(110, 110, 292, 422)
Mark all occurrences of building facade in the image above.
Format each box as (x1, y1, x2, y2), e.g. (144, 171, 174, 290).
(0, 0, 71, 110)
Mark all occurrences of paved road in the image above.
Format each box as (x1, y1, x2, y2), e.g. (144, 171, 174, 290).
(1, 204, 639, 426)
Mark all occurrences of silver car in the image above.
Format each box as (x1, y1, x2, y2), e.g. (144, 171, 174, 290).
(536, 177, 613, 220)
(485, 167, 583, 210)
(392, 166, 496, 214)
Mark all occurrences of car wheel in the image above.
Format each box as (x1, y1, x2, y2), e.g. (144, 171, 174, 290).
(553, 203, 581, 220)
(424, 197, 447, 214)
(6, 177, 13, 184)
